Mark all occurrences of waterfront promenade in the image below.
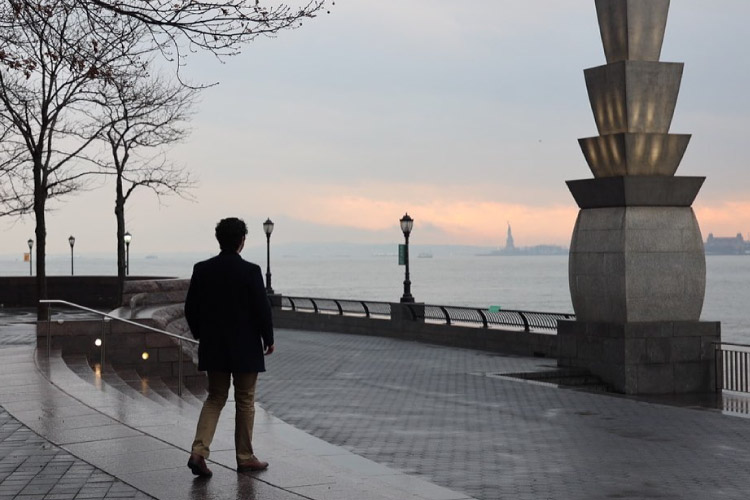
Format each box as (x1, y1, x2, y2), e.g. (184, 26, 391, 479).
(2, 311, 750, 499)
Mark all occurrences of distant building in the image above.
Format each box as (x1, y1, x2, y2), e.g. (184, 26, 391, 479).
(705, 233, 748, 255)
(504, 222, 516, 254)
(482, 223, 567, 256)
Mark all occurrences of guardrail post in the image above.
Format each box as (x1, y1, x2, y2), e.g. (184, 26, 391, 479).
(311, 299, 319, 314)
(439, 306, 451, 325)
(739, 351, 744, 392)
(362, 302, 370, 318)
(178, 339, 184, 397)
(101, 317, 111, 368)
(289, 297, 296, 311)
(477, 309, 488, 328)
(519, 312, 530, 332)
(335, 300, 343, 315)
(714, 345, 720, 391)
(46, 305, 52, 358)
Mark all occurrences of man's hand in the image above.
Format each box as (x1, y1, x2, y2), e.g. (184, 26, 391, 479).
(264, 344, 275, 355)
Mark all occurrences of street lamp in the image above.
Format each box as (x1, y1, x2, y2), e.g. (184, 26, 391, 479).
(263, 218, 274, 294)
(123, 231, 132, 276)
(27, 239, 33, 276)
(68, 235, 75, 275)
(399, 213, 414, 303)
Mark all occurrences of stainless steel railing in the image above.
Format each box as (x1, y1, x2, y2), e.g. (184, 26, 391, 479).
(281, 295, 574, 332)
(39, 299, 197, 396)
(715, 342, 750, 393)
(283, 296, 391, 318)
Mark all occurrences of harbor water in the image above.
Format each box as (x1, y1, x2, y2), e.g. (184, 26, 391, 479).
(1, 252, 748, 343)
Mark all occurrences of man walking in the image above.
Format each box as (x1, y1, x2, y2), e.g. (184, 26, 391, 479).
(185, 217, 274, 477)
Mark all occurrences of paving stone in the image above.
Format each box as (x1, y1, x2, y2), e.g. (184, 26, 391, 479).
(254, 328, 750, 500)
(0, 396, 154, 500)
(6, 310, 750, 499)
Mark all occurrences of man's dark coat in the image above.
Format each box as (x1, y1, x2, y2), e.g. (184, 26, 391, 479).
(184, 251, 273, 373)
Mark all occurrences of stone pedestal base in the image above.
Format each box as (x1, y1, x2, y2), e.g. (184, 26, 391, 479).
(268, 293, 283, 308)
(558, 320, 720, 394)
(390, 302, 425, 322)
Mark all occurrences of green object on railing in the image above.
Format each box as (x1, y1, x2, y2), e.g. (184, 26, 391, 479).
(488, 305, 502, 313)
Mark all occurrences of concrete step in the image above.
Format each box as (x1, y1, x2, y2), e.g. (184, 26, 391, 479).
(140, 374, 204, 410)
(30, 345, 477, 500)
(63, 350, 205, 417)
(175, 373, 208, 400)
(104, 365, 180, 409)
(59, 352, 190, 419)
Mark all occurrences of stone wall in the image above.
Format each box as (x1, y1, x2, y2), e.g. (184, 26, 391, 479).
(37, 317, 199, 381)
(0, 276, 171, 309)
(558, 320, 720, 394)
(273, 308, 558, 359)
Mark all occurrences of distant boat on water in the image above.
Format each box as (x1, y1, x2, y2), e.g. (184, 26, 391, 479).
(417, 252, 433, 259)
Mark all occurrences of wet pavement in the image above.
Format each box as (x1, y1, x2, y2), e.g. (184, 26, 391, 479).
(0, 315, 470, 500)
(2, 310, 750, 499)
(0, 323, 154, 499)
(258, 330, 750, 499)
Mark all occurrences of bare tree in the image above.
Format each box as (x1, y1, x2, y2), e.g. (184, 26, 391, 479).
(0, 0, 147, 317)
(0, 122, 31, 216)
(9, 0, 328, 75)
(96, 69, 198, 300)
(0, 0, 327, 316)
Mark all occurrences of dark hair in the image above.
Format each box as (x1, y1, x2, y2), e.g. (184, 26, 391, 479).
(215, 217, 248, 251)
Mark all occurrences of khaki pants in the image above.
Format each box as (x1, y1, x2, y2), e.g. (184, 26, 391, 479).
(191, 371, 259, 464)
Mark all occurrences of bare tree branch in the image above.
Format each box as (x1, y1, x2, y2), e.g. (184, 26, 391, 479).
(81, 0, 327, 53)
(0, 0, 151, 316)
(3, 0, 329, 81)
(94, 63, 198, 293)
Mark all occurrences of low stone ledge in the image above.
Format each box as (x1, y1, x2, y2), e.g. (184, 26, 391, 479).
(122, 279, 190, 309)
(273, 309, 557, 358)
(0, 275, 171, 308)
(558, 320, 720, 394)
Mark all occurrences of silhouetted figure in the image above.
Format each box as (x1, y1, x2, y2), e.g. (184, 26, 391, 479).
(185, 217, 274, 477)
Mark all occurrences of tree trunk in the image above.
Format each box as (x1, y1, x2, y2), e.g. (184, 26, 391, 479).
(115, 178, 126, 306)
(34, 178, 47, 321)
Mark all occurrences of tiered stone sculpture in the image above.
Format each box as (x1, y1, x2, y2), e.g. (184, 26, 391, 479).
(558, 0, 721, 394)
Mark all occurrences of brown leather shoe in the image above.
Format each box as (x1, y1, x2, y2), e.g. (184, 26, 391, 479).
(237, 456, 269, 472)
(188, 453, 213, 477)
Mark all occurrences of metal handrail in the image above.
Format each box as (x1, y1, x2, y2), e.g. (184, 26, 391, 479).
(40, 299, 197, 397)
(418, 304, 572, 332)
(281, 296, 392, 318)
(713, 341, 750, 393)
(280, 295, 574, 332)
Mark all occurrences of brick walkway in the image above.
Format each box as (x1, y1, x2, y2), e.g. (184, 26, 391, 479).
(4, 310, 750, 499)
(257, 328, 750, 500)
(0, 316, 470, 500)
(0, 409, 152, 499)
(0, 322, 154, 500)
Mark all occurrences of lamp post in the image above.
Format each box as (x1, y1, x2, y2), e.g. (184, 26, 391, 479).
(123, 232, 132, 276)
(262, 218, 274, 294)
(27, 239, 33, 276)
(399, 213, 414, 303)
(68, 235, 75, 275)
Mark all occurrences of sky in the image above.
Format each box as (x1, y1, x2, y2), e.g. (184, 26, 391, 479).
(2, 0, 750, 257)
